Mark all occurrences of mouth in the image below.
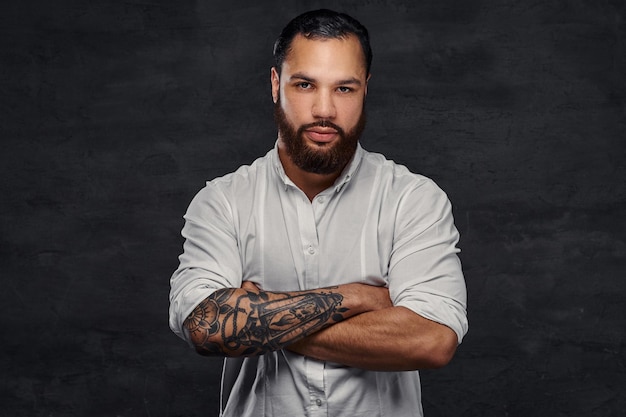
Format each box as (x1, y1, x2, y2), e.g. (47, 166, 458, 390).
(304, 128, 339, 144)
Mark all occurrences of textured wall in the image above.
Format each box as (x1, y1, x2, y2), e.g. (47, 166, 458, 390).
(1, 1, 624, 416)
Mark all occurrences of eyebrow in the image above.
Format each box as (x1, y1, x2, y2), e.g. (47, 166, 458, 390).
(290, 72, 363, 87)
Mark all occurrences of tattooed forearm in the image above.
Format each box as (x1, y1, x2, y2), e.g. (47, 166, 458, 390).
(184, 288, 349, 357)
(184, 289, 237, 356)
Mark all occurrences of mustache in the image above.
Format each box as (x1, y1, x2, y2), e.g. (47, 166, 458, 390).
(299, 120, 345, 136)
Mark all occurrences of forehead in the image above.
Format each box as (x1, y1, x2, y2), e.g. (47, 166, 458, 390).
(281, 34, 367, 79)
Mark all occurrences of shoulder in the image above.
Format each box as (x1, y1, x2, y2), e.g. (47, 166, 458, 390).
(198, 150, 275, 196)
(209, 150, 273, 190)
(186, 151, 274, 219)
(359, 148, 447, 201)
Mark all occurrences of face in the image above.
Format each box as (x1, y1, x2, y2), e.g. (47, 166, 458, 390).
(271, 34, 369, 175)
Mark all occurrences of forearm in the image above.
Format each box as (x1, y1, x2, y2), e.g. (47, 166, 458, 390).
(286, 306, 458, 371)
(184, 283, 389, 357)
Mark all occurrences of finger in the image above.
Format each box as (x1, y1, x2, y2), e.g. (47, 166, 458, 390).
(241, 281, 260, 292)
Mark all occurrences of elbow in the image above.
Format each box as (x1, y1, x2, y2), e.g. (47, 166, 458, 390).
(433, 335, 458, 369)
(423, 340, 457, 369)
(408, 328, 458, 370)
(184, 316, 229, 357)
(189, 333, 244, 357)
(187, 329, 263, 358)
(188, 331, 224, 357)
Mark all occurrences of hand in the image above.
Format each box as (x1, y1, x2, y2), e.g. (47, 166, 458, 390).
(286, 283, 392, 357)
(241, 281, 261, 293)
(343, 282, 393, 312)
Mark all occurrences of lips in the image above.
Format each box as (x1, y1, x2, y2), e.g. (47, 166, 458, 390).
(305, 128, 338, 143)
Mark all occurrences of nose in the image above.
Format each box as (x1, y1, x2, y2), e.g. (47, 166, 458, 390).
(311, 89, 336, 119)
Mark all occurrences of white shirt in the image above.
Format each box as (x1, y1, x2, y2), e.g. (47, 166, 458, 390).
(169, 143, 468, 417)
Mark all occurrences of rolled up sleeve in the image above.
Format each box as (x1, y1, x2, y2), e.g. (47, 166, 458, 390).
(168, 183, 243, 342)
(388, 179, 468, 343)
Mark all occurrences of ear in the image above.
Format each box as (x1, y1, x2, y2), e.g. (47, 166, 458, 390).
(365, 73, 371, 96)
(271, 67, 280, 103)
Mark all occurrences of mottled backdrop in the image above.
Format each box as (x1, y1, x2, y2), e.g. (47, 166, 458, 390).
(1, 0, 624, 416)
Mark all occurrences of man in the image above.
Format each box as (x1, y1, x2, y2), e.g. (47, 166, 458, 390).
(169, 9, 468, 417)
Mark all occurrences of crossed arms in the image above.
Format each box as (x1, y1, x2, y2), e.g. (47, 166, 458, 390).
(177, 177, 466, 371)
(183, 281, 458, 371)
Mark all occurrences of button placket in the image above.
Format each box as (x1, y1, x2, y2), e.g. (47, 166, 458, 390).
(293, 188, 319, 290)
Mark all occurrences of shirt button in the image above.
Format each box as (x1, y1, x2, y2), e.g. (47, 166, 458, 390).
(308, 245, 316, 255)
(317, 196, 325, 204)
(316, 399, 323, 406)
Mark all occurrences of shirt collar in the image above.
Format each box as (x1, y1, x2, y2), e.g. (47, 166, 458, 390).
(271, 140, 364, 193)
(333, 143, 363, 192)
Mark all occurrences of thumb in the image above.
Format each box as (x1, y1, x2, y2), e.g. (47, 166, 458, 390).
(241, 281, 260, 293)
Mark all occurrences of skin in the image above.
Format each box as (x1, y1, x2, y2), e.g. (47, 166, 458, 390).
(184, 33, 458, 370)
(185, 281, 391, 357)
(271, 34, 370, 200)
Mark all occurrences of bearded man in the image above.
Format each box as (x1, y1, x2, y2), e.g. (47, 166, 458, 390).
(169, 9, 468, 417)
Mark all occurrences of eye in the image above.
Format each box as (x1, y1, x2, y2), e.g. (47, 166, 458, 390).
(297, 82, 312, 90)
(337, 86, 353, 93)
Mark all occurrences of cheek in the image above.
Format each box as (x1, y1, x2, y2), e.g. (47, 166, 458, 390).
(281, 94, 310, 122)
(341, 100, 364, 124)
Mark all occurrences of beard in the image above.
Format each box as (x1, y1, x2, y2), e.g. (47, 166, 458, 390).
(273, 98, 366, 175)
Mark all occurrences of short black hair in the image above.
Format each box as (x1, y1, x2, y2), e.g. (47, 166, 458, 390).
(273, 9, 372, 75)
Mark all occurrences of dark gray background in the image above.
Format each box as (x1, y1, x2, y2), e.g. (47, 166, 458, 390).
(1, 0, 624, 416)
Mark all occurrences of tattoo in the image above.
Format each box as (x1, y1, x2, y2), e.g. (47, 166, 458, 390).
(184, 288, 348, 356)
(184, 289, 236, 355)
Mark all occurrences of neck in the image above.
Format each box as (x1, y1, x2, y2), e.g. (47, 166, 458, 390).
(277, 142, 344, 202)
